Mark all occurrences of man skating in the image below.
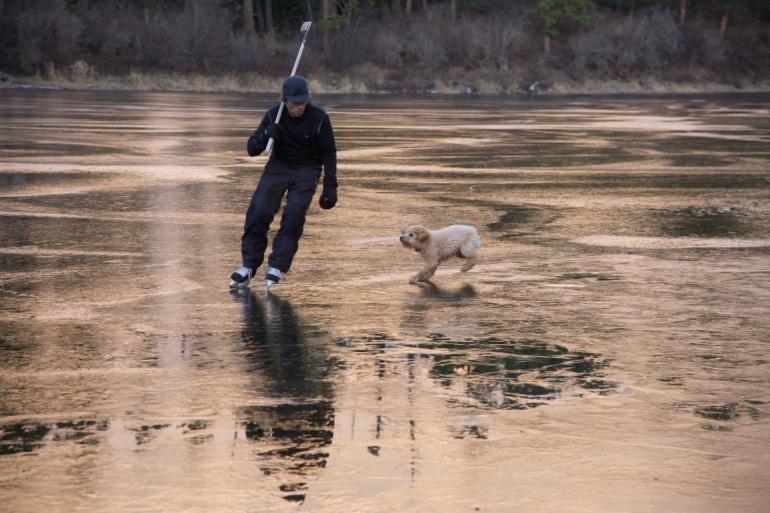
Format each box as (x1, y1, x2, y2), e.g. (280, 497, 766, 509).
(230, 76, 337, 290)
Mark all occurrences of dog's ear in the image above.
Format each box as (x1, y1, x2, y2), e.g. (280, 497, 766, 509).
(414, 225, 430, 243)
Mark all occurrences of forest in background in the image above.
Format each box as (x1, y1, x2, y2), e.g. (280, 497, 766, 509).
(1, 0, 770, 94)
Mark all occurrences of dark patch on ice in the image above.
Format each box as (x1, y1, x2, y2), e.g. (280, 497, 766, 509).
(335, 335, 615, 411)
(0, 422, 50, 455)
(659, 376, 685, 386)
(695, 403, 738, 420)
(650, 206, 752, 237)
(695, 402, 762, 422)
(450, 424, 489, 440)
(557, 272, 621, 281)
(179, 420, 209, 433)
(129, 423, 171, 445)
(0, 418, 109, 455)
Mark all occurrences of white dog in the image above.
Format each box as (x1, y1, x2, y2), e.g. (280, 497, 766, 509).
(399, 224, 480, 284)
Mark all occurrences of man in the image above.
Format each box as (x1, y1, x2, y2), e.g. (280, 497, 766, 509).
(229, 75, 337, 289)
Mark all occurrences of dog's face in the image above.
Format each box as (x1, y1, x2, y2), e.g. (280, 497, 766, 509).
(400, 225, 430, 251)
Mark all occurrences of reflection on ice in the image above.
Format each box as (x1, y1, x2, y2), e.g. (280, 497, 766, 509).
(231, 290, 338, 399)
(237, 402, 334, 503)
(0, 419, 109, 455)
(335, 334, 615, 411)
(232, 291, 337, 503)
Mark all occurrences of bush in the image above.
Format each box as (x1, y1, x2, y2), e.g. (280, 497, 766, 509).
(15, 0, 83, 73)
(568, 7, 683, 78)
(402, 19, 450, 68)
(722, 21, 770, 78)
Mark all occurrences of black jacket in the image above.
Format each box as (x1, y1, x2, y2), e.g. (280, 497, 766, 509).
(247, 102, 337, 189)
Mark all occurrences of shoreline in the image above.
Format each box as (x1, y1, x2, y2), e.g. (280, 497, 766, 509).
(2, 71, 770, 97)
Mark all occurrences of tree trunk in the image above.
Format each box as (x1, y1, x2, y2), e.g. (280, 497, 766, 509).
(254, 0, 266, 34)
(321, 0, 331, 53)
(450, 0, 457, 18)
(422, 0, 428, 15)
(391, 0, 400, 12)
(719, 11, 728, 41)
(264, 0, 274, 41)
(678, 0, 686, 27)
(243, 0, 257, 42)
(405, 0, 413, 15)
(544, 34, 551, 54)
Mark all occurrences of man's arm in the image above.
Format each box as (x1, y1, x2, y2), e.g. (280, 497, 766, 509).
(247, 110, 276, 156)
(319, 114, 337, 187)
(318, 114, 338, 209)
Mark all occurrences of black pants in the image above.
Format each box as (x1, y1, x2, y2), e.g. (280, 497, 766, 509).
(241, 162, 319, 274)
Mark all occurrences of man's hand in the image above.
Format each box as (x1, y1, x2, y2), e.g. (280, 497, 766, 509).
(265, 123, 281, 141)
(319, 186, 337, 210)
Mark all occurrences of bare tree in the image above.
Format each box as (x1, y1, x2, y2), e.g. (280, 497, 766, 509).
(321, 0, 332, 53)
(255, 0, 266, 34)
(244, 0, 257, 42)
(264, 0, 274, 41)
(720, 10, 729, 40)
(716, 0, 749, 42)
(678, 0, 687, 27)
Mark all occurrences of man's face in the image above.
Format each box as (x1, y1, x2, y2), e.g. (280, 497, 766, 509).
(286, 100, 308, 118)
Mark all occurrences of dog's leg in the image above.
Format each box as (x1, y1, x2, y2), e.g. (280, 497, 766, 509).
(410, 264, 438, 284)
(460, 254, 478, 272)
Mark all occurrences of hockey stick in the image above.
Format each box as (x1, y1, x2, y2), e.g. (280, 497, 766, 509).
(264, 21, 312, 155)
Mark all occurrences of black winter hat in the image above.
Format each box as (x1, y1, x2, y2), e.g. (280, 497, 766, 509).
(282, 76, 310, 103)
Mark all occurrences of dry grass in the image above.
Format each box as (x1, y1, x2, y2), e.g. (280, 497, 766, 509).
(6, 67, 281, 93)
(550, 78, 770, 95)
(3, 64, 769, 96)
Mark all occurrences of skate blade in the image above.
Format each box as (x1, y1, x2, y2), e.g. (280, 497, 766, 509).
(229, 279, 250, 289)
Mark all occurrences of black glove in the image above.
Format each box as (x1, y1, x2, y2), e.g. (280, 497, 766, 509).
(264, 123, 281, 142)
(319, 186, 337, 210)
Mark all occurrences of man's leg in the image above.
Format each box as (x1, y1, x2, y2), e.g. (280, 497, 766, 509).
(241, 171, 290, 272)
(267, 168, 319, 277)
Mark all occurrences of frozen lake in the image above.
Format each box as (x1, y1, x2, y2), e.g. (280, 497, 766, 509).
(1, 89, 769, 512)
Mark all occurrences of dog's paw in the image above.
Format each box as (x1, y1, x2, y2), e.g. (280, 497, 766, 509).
(409, 276, 420, 284)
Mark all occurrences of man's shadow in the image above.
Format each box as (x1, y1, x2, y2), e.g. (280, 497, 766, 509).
(230, 290, 335, 504)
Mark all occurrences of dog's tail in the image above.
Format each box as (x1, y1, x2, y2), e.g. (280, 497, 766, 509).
(460, 230, 481, 257)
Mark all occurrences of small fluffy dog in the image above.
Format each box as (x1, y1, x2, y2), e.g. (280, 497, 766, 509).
(399, 224, 481, 284)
